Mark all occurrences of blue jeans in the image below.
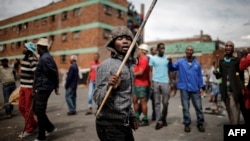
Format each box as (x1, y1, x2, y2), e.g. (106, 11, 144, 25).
(87, 81, 95, 108)
(180, 90, 205, 125)
(65, 87, 77, 112)
(2, 83, 16, 114)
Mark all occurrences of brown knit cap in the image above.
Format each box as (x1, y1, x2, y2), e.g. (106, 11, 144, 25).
(105, 26, 135, 48)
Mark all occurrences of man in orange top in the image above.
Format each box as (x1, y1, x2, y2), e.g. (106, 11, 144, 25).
(132, 44, 150, 126)
(85, 53, 101, 115)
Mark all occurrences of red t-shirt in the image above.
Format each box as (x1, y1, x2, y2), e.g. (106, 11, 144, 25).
(89, 61, 101, 81)
(134, 55, 150, 86)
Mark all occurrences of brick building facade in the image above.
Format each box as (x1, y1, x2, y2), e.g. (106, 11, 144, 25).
(0, 0, 128, 75)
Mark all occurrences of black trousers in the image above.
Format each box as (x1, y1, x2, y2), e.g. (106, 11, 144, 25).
(96, 124, 134, 141)
(33, 91, 55, 140)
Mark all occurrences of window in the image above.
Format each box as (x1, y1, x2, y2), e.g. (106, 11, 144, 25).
(12, 26, 16, 32)
(103, 29, 111, 39)
(11, 43, 15, 49)
(104, 5, 112, 15)
(62, 33, 67, 42)
(0, 44, 6, 52)
(62, 11, 68, 20)
(117, 9, 123, 19)
(17, 41, 21, 48)
(34, 20, 39, 27)
(73, 8, 81, 17)
(73, 31, 80, 39)
(50, 35, 54, 42)
(23, 22, 28, 29)
(17, 24, 22, 33)
(60, 55, 67, 64)
(42, 17, 47, 25)
(50, 15, 55, 22)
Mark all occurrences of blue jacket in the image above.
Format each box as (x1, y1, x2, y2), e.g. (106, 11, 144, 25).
(65, 63, 79, 90)
(35, 51, 59, 92)
(170, 57, 203, 93)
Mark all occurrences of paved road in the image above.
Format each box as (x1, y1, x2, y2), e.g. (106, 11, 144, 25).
(0, 83, 238, 141)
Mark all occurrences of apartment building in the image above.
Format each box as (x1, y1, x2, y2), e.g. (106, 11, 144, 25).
(0, 0, 128, 74)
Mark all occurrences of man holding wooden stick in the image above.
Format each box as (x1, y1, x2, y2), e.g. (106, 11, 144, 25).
(93, 26, 139, 141)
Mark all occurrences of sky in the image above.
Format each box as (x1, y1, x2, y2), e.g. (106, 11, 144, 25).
(0, 0, 250, 47)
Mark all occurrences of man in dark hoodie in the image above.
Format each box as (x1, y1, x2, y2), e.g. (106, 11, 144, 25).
(93, 26, 139, 141)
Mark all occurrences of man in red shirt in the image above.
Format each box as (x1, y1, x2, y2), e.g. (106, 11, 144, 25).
(85, 53, 101, 115)
(133, 44, 150, 126)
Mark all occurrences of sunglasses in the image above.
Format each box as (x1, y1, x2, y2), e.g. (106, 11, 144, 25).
(225, 44, 233, 47)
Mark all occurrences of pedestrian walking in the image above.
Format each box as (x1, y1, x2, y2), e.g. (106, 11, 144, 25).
(18, 42, 38, 138)
(169, 46, 205, 132)
(65, 55, 79, 115)
(85, 53, 101, 115)
(93, 26, 139, 141)
(0, 58, 17, 118)
(132, 43, 150, 126)
(149, 43, 171, 130)
(214, 41, 247, 125)
(33, 38, 59, 141)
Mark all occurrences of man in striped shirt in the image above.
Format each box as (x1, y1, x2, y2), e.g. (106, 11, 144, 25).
(18, 42, 38, 138)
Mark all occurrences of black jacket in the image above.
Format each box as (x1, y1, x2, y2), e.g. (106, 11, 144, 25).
(34, 50, 59, 92)
(215, 56, 244, 103)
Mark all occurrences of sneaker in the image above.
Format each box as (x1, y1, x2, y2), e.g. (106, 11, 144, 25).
(139, 120, 149, 126)
(67, 111, 76, 115)
(46, 128, 57, 136)
(197, 124, 205, 132)
(155, 123, 163, 130)
(18, 132, 32, 138)
(85, 108, 93, 115)
(184, 125, 191, 132)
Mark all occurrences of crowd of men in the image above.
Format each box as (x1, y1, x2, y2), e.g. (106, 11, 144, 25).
(1, 26, 250, 141)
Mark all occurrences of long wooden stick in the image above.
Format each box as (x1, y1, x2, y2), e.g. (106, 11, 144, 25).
(96, 0, 158, 116)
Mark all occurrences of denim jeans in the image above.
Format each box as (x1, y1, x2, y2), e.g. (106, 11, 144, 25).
(153, 81, 170, 123)
(33, 90, 55, 140)
(2, 83, 16, 114)
(87, 81, 96, 108)
(65, 87, 77, 112)
(96, 124, 134, 141)
(180, 90, 205, 125)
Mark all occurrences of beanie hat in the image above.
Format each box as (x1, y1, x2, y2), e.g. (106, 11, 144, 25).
(105, 26, 135, 49)
(24, 42, 37, 53)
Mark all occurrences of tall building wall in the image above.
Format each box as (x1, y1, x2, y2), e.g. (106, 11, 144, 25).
(0, 0, 128, 74)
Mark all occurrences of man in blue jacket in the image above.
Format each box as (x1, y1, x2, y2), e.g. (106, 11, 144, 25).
(33, 38, 59, 141)
(65, 55, 79, 115)
(169, 45, 205, 133)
